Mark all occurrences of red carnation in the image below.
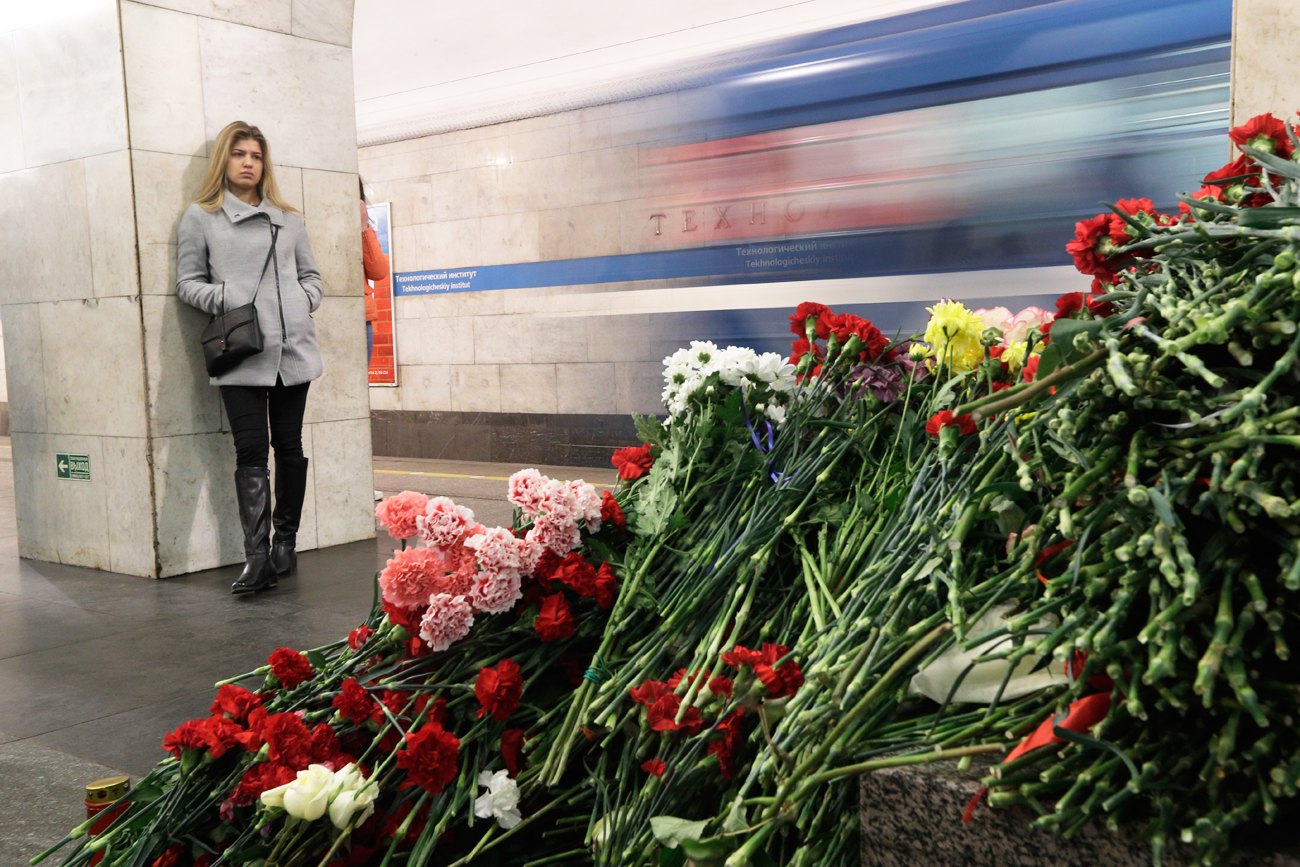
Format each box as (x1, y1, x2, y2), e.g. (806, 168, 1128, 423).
(707, 708, 747, 780)
(722, 646, 764, 668)
(788, 338, 824, 368)
(925, 411, 977, 439)
(382, 599, 426, 636)
(348, 625, 375, 650)
(854, 319, 892, 362)
(162, 718, 207, 759)
(231, 761, 296, 806)
(611, 444, 654, 480)
(556, 553, 597, 597)
(151, 843, 185, 867)
(1108, 197, 1155, 245)
(709, 675, 734, 699)
(789, 302, 831, 338)
(334, 677, 381, 725)
(475, 658, 524, 722)
(309, 723, 349, 768)
(1229, 112, 1295, 158)
(211, 684, 263, 723)
(646, 694, 704, 734)
(600, 490, 626, 531)
(629, 680, 672, 707)
(534, 593, 576, 642)
(667, 668, 709, 690)
(594, 562, 618, 610)
(1023, 354, 1041, 383)
(1066, 213, 1124, 281)
(257, 711, 314, 769)
(642, 758, 667, 777)
(501, 729, 528, 777)
(268, 648, 314, 689)
(559, 651, 587, 688)
(397, 721, 461, 794)
(201, 715, 245, 759)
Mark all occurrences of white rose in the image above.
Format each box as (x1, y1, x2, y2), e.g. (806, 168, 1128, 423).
(328, 784, 377, 830)
(474, 770, 522, 830)
(280, 764, 334, 821)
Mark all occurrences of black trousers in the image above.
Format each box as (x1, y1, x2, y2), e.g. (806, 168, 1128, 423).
(220, 379, 311, 469)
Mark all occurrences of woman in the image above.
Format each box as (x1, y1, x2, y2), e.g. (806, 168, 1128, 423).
(175, 121, 323, 594)
(360, 178, 387, 364)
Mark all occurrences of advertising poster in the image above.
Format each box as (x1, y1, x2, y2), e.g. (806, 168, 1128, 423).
(366, 202, 397, 386)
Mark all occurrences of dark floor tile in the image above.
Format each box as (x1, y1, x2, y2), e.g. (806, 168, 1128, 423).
(0, 597, 144, 660)
(33, 688, 216, 781)
(0, 739, 128, 865)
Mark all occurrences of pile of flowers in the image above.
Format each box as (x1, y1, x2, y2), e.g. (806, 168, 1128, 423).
(43, 110, 1300, 867)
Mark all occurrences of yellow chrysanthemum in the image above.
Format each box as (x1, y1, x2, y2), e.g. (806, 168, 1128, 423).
(1001, 341, 1033, 375)
(923, 300, 984, 373)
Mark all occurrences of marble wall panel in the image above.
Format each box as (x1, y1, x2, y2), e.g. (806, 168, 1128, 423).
(587, 313, 658, 363)
(197, 18, 356, 173)
(362, 139, 421, 160)
(141, 294, 224, 438)
(39, 297, 149, 439)
(302, 295, 370, 425)
(475, 162, 532, 216)
(570, 112, 613, 153)
(137, 0, 292, 35)
(138, 244, 178, 299)
(471, 315, 532, 364)
(417, 289, 505, 318)
(13, 0, 128, 167)
(0, 160, 93, 305)
(500, 364, 557, 414)
(368, 384, 401, 411)
(510, 124, 571, 162)
(580, 146, 641, 204)
(10, 433, 58, 563)
(302, 168, 363, 296)
(418, 145, 458, 176)
(1232, 0, 1300, 125)
(390, 224, 421, 273)
(152, 431, 241, 577)
(539, 202, 623, 260)
(532, 153, 584, 212)
(0, 34, 23, 174)
(395, 317, 474, 366)
(456, 133, 509, 171)
(2, 304, 47, 433)
(309, 417, 375, 548)
(120, 2, 206, 157)
(291, 0, 353, 46)
(102, 435, 158, 577)
(424, 171, 480, 222)
(397, 365, 452, 412)
(277, 165, 305, 213)
(84, 150, 141, 299)
(449, 365, 501, 412)
(614, 361, 665, 415)
(530, 315, 589, 364)
(478, 212, 540, 266)
(131, 149, 206, 272)
(555, 363, 617, 414)
(423, 219, 481, 269)
(360, 149, 426, 184)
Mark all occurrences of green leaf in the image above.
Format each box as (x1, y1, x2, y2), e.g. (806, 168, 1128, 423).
(649, 816, 709, 849)
(224, 843, 272, 863)
(1240, 145, 1300, 180)
(1045, 318, 1104, 365)
(680, 838, 731, 862)
(633, 412, 667, 447)
(660, 848, 688, 867)
(130, 780, 166, 804)
(306, 650, 328, 671)
(721, 799, 748, 834)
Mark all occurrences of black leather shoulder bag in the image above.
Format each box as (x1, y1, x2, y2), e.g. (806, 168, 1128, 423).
(201, 223, 278, 377)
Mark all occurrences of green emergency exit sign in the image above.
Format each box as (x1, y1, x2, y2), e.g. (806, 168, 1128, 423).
(56, 453, 90, 481)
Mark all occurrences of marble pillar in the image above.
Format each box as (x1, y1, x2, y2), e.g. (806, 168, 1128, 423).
(1230, 0, 1300, 125)
(0, 0, 372, 579)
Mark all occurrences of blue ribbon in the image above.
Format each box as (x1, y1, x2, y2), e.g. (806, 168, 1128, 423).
(739, 385, 784, 484)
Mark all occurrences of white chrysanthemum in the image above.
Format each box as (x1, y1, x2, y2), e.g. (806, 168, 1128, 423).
(717, 345, 757, 386)
(687, 340, 722, 373)
(764, 404, 787, 426)
(475, 770, 522, 829)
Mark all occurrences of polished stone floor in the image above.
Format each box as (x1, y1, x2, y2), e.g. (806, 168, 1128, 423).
(0, 441, 615, 863)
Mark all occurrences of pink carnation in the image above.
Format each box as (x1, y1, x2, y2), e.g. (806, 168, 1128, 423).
(416, 497, 476, 550)
(1002, 307, 1054, 344)
(973, 307, 1013, 332)
(508, 469, 547, 517)
(438, 545, 480, 597)
(379, 548, 443, 609)
(537, 479, 579, 526)
(466, 527, 530, 572)
(468, 570, 523, 615)
(419, 593, 474, 652)
(376, 491, 429, 541)
(568, 481, 603, 533)
(526, 516, 582, 556)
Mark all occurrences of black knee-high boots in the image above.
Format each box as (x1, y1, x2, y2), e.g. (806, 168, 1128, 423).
(231, 467, 277, 594)
(271, 456, 309, 576)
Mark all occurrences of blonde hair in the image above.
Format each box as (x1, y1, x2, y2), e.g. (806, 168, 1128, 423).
(193, 121, 299, 214)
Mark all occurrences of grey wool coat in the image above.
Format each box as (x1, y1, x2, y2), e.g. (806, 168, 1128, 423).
(175, 195, 324, 386)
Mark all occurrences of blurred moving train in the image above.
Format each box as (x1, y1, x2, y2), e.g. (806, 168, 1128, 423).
(602, 0, 1233, 355)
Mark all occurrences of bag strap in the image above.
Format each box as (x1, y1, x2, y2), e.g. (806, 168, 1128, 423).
(219, 220, 279, 342)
